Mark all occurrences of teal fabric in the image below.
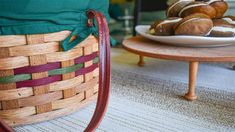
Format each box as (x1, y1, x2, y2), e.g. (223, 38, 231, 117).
(0, 0, 109, 35)
(0, 0, 110, 50)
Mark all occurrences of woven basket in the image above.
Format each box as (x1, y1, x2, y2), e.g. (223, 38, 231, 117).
(0, 31, 100, 126)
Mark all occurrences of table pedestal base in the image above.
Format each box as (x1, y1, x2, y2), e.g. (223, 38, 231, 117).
(184, 93, 197, 101)
(137, 58, 199, 101)
(184, 61, 199, 101)
(138, 55, 145, 67)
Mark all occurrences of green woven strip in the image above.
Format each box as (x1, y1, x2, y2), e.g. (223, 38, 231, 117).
(0, 57, 99, 84)
(0, 74, 31, 84)
(93, 57, 99, 64)
(48, 64, 83, 76)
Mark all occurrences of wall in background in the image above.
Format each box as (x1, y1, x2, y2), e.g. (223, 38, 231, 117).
(226, 0, 235, 15)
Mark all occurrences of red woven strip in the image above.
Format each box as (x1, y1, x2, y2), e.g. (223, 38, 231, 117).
(75, 52, 98, 64)
(16, 64, 98, 88)
(13, 52, 98, 74)
(14, 62, 61, 74)
(75, 63, 98, 76)
(16, 75, 62, 88)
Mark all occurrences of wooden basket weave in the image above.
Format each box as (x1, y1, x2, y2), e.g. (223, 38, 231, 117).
(0, 31, 99, 126)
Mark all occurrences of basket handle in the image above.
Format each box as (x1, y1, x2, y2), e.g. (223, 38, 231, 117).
(0, 118, 14, 132)
(84, 10, 111, 132)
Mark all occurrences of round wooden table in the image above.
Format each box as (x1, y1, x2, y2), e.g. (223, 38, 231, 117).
(123, 36, 235, 101)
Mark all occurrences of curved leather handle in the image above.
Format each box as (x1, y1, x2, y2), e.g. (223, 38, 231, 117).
(84, 11, 111, 132)
(0, 118, 13, 132)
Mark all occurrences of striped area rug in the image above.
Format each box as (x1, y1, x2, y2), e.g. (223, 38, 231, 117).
(14, 69, 235, 132)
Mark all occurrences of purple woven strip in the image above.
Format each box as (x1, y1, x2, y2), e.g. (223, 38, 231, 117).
(75, 52, 98, 64)
(14, 62, 61, 74)
(75, 63, 98, 76)
(16, 75, 62, 88)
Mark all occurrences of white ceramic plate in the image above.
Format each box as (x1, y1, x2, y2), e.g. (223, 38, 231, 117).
(135, 25, 235, 47)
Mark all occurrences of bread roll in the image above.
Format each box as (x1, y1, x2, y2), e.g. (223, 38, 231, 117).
(174, 13, 213, 36)
(166, 0, 194, 17)
(149, 17, 182, 36)
(207, 0, 228, 18)
(179, 1, 216, 18)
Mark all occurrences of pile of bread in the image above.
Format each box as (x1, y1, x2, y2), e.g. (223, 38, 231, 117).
(149, 0, 235, 37)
